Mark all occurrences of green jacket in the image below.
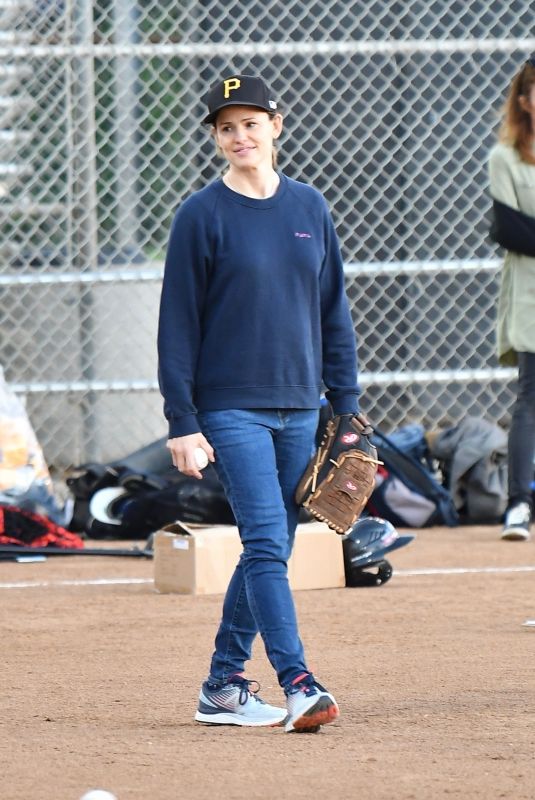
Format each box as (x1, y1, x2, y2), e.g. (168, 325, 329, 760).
(488, 142, 535, 365)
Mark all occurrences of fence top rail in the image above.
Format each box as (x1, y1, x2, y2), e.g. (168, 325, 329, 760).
(10, 367, 516, 396)
(345, 258, 501, 275)
(0, 258, 501, 286)
(1, 37, 535, 60)
(0, 267, 164, 286)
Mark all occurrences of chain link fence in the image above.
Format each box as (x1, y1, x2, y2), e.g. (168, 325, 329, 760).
(1, 0, 533, 469)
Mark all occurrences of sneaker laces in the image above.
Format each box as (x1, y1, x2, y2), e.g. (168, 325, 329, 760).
(227, 675, 264, 706)
(288, 672, 327, 696)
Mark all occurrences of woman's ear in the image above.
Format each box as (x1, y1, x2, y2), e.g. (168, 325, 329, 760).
(518, 94, 530, 113)
(272, 113, 283, 140)
(212, 128, 223, 157)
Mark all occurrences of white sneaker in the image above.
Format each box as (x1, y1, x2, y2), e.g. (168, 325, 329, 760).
(194, 677, 286, 727)
(501, 502, 532, 541)
(284, 674, 339, 733)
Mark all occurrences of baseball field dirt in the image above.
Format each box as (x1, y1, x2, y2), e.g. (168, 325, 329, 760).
(2, 524, 535, 800)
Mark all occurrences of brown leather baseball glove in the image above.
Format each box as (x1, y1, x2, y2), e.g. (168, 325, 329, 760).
(295, 413, 381, 534)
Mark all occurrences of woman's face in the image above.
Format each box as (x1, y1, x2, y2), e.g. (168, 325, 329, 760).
(213, 106, 282, 170)
(519, 83, 535, 131)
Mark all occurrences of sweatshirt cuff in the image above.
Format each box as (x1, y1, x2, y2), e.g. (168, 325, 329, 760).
(167, 413, 201, 438)
(326, 390, 360, 416)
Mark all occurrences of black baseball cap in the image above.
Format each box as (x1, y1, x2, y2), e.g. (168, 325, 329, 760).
(202, 75, 278, 124)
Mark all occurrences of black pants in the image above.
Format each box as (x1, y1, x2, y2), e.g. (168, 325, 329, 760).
(508, 351, 535, 509)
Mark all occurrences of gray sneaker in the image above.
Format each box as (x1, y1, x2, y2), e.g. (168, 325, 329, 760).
(501, 502, 532, 541)
(284, 674, 339, 733)
(194, 677, 286, 727)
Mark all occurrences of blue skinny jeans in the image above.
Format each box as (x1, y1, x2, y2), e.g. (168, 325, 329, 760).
(198, 408, 319, 691)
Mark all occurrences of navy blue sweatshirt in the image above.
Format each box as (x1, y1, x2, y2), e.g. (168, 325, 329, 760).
(157, 173, 360, 438)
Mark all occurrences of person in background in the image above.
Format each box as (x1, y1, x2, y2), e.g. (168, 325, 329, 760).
(489, 54, 535, 541)
(157, 73, 369, 731)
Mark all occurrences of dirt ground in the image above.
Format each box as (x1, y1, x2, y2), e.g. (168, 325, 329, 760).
(1, 523, 535, 800)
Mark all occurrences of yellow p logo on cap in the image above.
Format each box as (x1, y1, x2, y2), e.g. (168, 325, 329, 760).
(223, 78, 241, 98)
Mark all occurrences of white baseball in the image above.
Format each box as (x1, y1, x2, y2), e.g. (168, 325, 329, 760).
(80, 792, 118, 800)
(194, 447, 209, 470)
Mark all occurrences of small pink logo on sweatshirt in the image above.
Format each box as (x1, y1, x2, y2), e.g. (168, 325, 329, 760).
(294, 231, 312, 238)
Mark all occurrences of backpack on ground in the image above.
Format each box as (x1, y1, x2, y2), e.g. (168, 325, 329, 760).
(366, 426, 459, 528)
(426, 416, 508, 523)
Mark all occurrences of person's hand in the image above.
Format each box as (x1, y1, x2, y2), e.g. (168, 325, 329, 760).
(166, 433, 215, 480)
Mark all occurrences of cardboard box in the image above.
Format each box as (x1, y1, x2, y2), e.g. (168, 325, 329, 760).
(153, 520, 345, 595)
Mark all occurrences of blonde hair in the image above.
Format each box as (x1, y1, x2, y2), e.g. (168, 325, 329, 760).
(499, 61, 535, 165)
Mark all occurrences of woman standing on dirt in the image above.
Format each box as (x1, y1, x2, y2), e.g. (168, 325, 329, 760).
(489, 54, 535, 541)
(157, 74, 367, 731)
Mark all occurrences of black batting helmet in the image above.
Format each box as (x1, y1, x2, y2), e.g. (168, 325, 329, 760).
(342, 516, 415, 586)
